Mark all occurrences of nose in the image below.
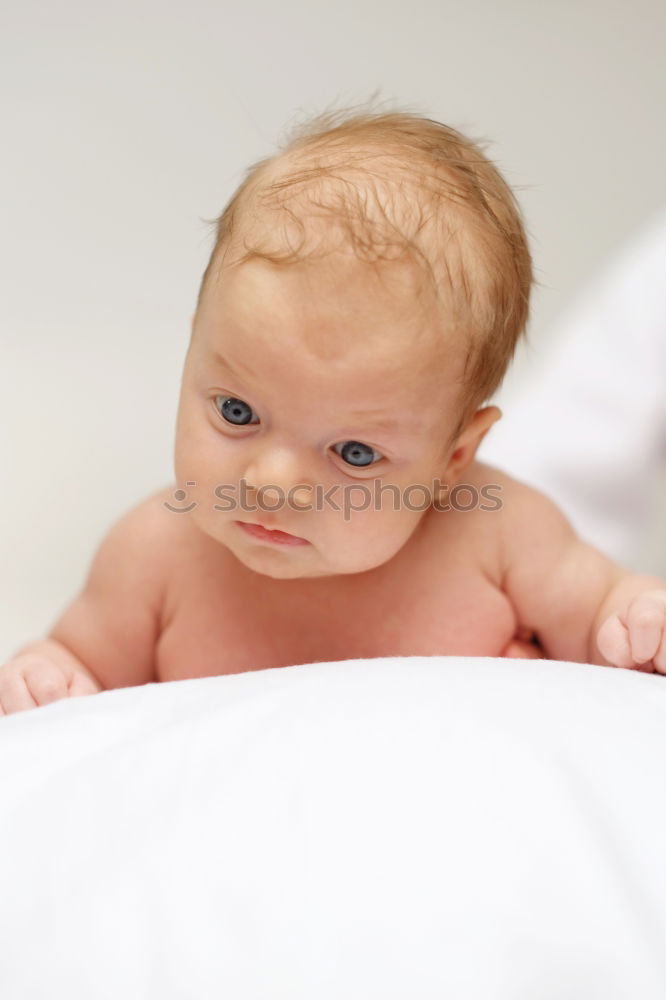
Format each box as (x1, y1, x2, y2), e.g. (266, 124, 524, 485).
(243, 446, 313, 506)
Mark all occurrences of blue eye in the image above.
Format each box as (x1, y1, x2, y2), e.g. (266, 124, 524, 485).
(216, 395, 259, 426)
(333, 440, 383, 468)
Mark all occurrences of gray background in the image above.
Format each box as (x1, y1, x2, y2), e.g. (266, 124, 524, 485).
(1, 0, 665, 659)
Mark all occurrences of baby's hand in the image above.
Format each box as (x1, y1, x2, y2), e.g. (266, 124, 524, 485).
(596, 589, 666, 672)
(0, 651, 101, 716)
(500, 629, 546, 660)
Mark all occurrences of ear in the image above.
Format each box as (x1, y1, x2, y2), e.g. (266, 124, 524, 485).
(440, 405, 502, 484)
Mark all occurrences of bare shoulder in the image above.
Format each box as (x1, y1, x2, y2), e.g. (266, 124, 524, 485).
(454, 459, 581, 590)
(470, 459, 544, 508)
(45, 484, 197, 690)
(98, 485, 191, 584)
(471, 459, 576, 570)
(474, 461, 623, 662)
(428, 459, 522, 585)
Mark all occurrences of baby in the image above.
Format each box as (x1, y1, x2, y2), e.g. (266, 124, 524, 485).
(3, 106, 666, 716)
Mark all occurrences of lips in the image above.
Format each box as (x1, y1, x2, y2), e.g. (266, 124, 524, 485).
(235, 521, 309, 546)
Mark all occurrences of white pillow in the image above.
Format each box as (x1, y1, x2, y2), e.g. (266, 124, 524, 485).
(2, 655, 666, 999)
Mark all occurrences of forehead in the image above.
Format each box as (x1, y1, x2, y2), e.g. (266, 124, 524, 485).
(203, 253, 447, 363)
(196, 256, 466, 423)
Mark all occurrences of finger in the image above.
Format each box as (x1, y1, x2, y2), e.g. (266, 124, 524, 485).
(626, 596, 666, 664)
(653, 629, 666, 675)
(597, 613, 634, 669)
(68, 671, 102, 698)
(501, 639, 542, 660)
(24, 662, 69, 706)
(0, 677, 39, 714)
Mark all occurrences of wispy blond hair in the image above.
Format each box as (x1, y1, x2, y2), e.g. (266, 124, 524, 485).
(195, 97, 535, 446)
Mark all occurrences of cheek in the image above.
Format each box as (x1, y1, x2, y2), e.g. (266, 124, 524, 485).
(323, 495, 424, 549)
(173, 393, 196, 469)
(174, 405, 235, 482)
(320, 507, 424, 575)
(174, 417, 205, 483)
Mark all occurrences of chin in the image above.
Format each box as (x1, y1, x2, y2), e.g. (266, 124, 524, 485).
(226, 542, 319, 580)
(232, 543, 377, 581)
(241, 559, 329, 581)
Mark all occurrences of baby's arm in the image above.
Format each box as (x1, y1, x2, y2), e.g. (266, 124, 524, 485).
(498, 477, 666, 668)
(1, 494, 166, 714)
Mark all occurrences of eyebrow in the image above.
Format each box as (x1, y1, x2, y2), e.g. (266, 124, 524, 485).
(209, 350, 254, 381)
(345, 412, 402, 433)
(210, 349, 404, 436)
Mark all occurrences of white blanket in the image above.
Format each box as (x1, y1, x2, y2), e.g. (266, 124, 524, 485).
(2, 655, 666, 999)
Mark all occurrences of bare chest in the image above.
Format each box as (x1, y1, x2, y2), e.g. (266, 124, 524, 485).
(156, 527, 516, 682)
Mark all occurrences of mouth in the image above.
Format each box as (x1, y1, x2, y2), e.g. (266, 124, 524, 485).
(234, 521, 310, 547)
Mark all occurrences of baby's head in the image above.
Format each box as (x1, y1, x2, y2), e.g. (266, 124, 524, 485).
(175, 104, 533, 580)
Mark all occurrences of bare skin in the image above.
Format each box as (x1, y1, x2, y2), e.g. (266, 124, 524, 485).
(2, 254, 666, 714)
(154, 461, 526, 682)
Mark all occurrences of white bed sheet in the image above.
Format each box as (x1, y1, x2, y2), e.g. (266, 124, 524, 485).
(1, 654, 666, 999)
